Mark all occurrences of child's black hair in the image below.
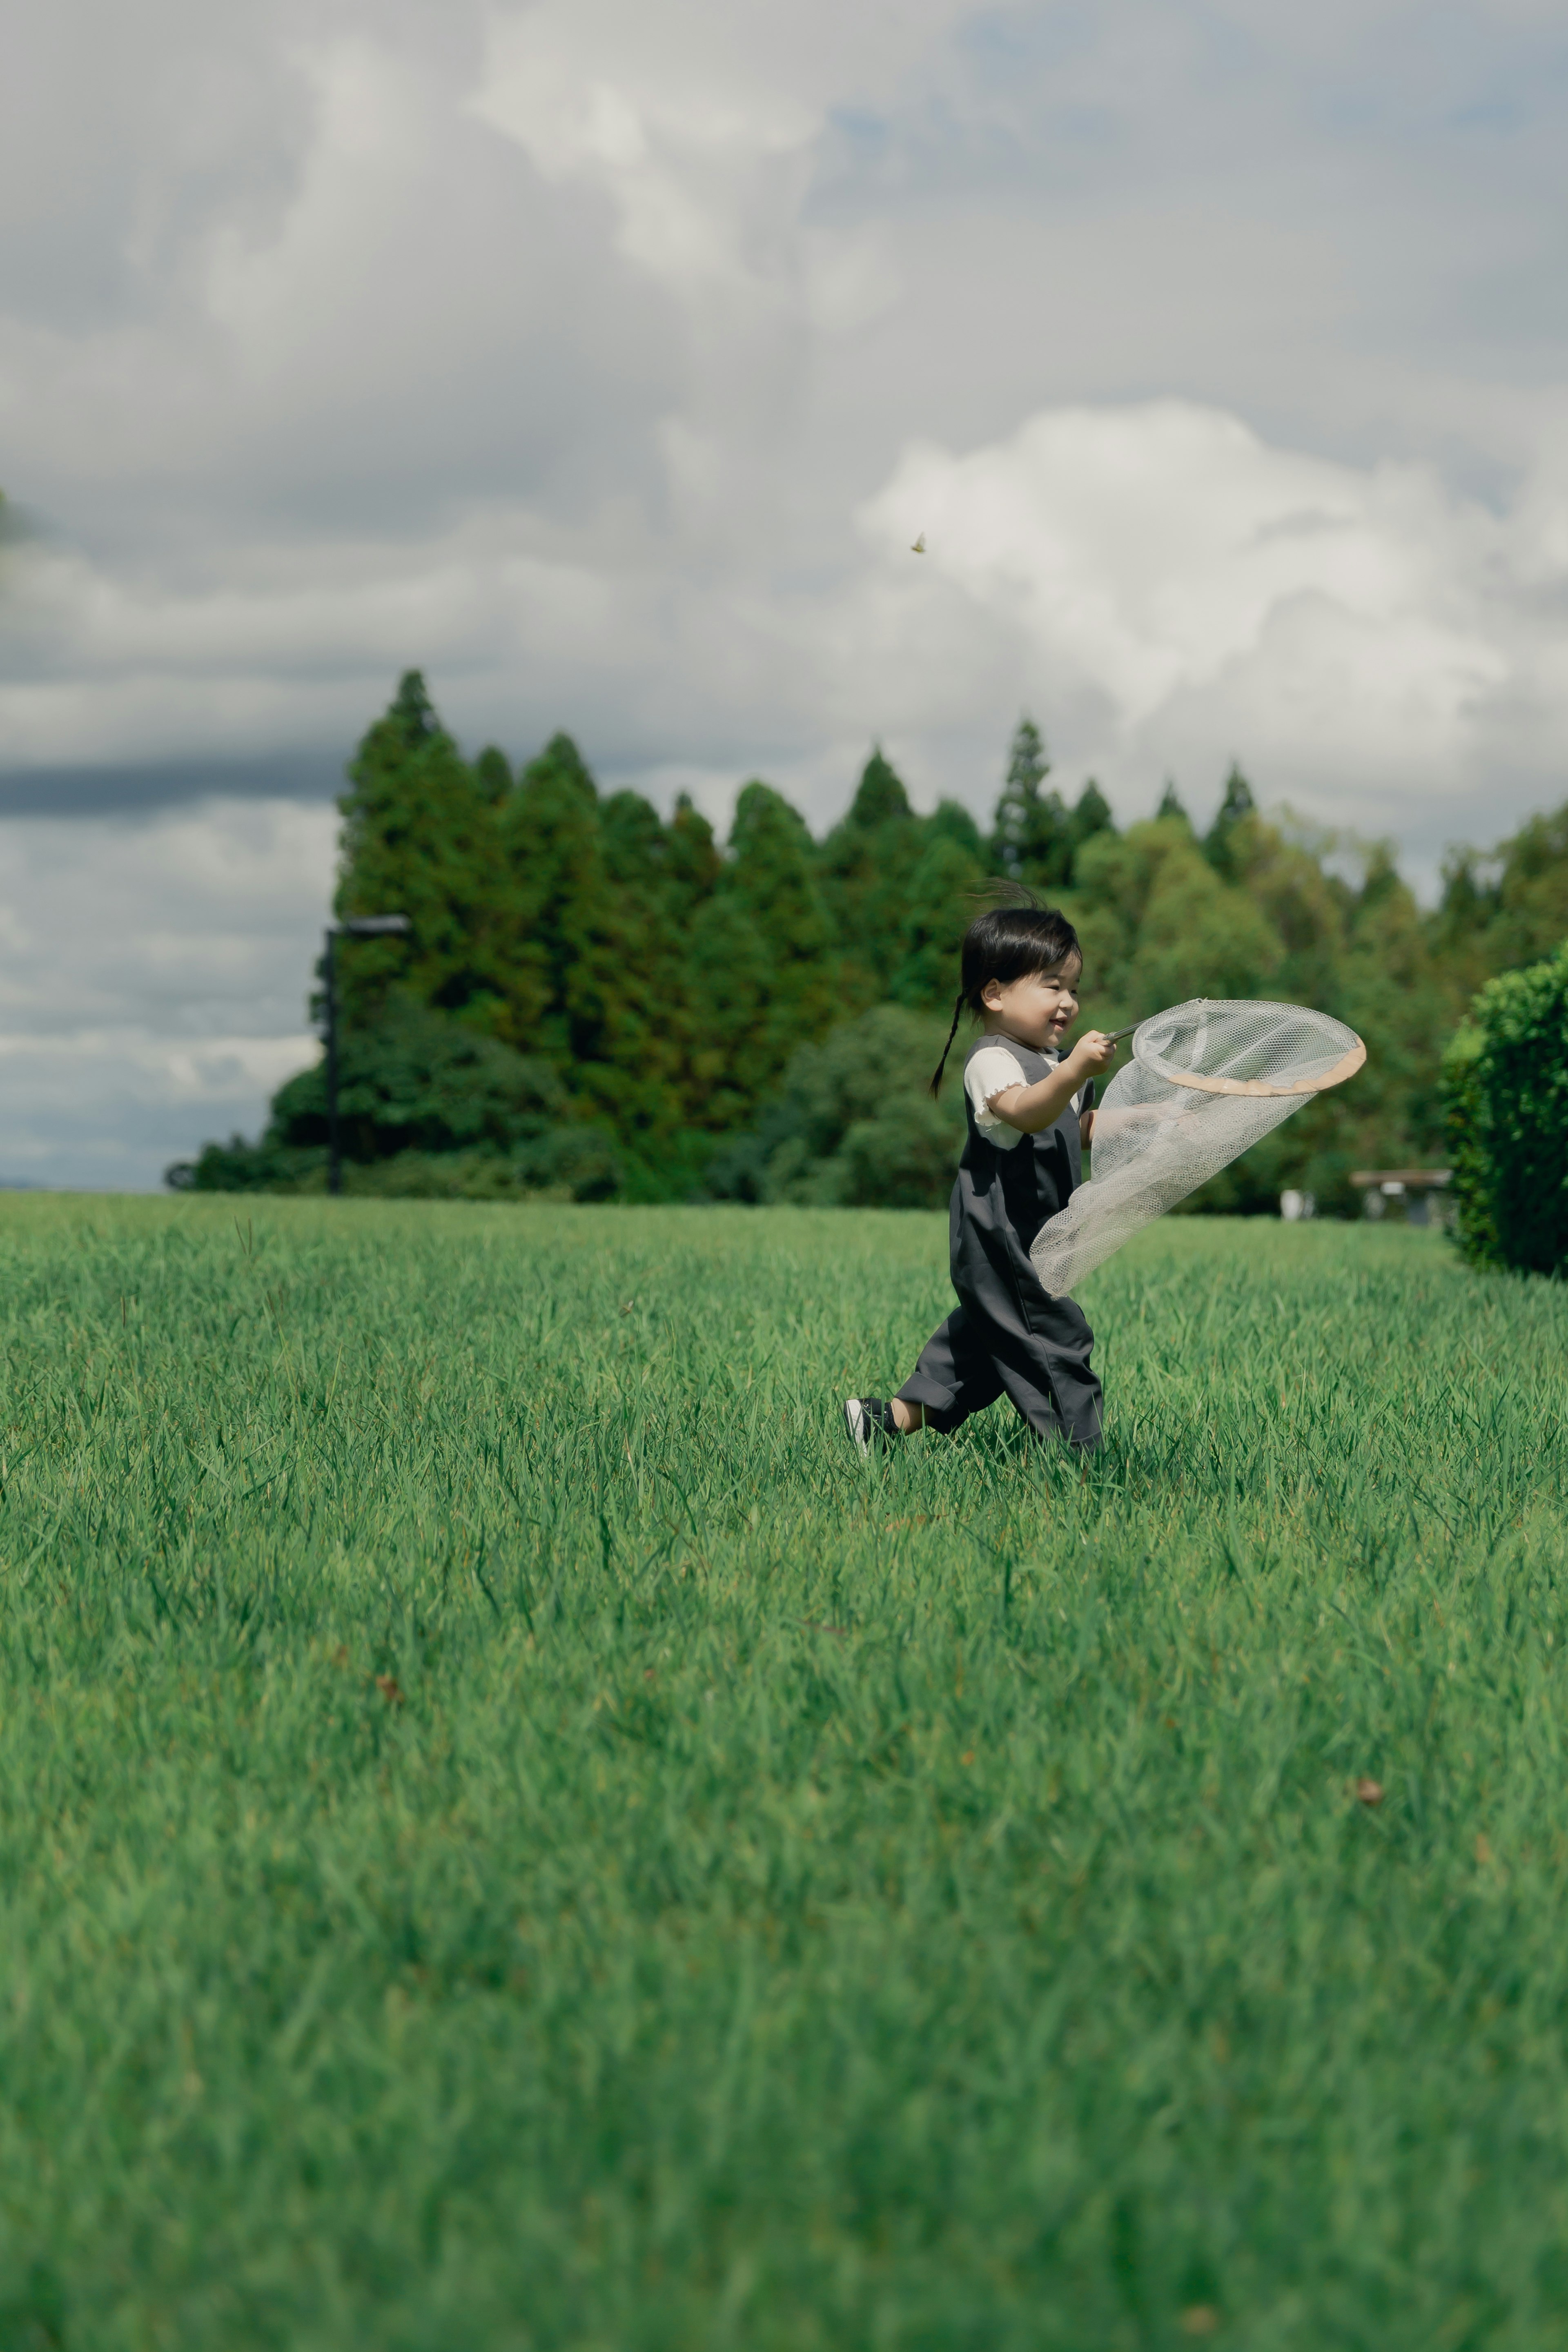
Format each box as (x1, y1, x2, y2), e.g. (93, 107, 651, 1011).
(929, 894, 1082, 1097)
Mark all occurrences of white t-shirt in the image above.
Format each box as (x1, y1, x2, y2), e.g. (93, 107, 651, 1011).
(965, 1043, 1088, 1151)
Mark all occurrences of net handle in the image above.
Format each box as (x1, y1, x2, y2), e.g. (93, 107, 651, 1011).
(1148, 1035, 1366, 1098)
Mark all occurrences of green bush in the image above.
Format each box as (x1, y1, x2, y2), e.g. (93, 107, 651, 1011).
(333, 1150, 584, 1201)
(270, 994, 566, 1160)
(1442, 944, 1568, 1275)
(166, 996, 623, 1202)
(705, 1005, 964, 1209)
(1439, 1020, 1501, 1268)
(839, 1094, 965, 1210)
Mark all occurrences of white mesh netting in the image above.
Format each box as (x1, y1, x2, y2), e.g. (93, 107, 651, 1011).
(1029, 999, 1365, 1297)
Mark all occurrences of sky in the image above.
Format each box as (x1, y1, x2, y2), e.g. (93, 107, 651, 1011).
(2, 0, 1567, 1185)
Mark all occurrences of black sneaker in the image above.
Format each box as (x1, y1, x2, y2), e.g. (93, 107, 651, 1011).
(843, 1397, 900, 1457)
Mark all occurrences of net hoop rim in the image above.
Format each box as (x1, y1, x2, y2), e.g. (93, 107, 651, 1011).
(1152, 1036, 1365, 1098)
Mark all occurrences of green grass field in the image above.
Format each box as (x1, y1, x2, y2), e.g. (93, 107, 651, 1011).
(2, 1197, 1566, 2350)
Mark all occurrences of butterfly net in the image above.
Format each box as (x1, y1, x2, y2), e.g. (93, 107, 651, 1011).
(1029, 999, 1365, 1297)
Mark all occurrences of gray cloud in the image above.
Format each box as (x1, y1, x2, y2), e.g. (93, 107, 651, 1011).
(0, 753, 340, 818)
(0, 798, 334, 1186)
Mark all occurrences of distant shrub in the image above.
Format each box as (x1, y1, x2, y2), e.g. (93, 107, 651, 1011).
(268, 995, 567, 1161)
(839, 1095, 966, 1211)
(167, 1133, 623, 1204)
(704, 1005, 964, 1210)
(166, 995, 622, 1203)
(340, 1147, 610, 1202)
(1442, 944, 1568, 1276)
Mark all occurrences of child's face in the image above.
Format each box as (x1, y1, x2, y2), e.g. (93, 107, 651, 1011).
(980, 960, 1082, 1051)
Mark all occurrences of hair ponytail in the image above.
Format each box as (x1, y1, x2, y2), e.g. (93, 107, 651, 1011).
(929, 991, 966, 1098)
(928, 898, 1082, 1099)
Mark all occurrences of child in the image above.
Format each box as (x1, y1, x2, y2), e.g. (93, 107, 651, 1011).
(844, 902, 1119, 1455)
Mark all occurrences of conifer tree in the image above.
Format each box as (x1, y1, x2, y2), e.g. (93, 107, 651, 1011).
(691, 783, 838, 1118)
(1067, 781, 1114, 873)
(1203, 764, 1258, 881)
(989, 717, 1073, 886)
(334, 670, 512, 1033)
(845, 747, 911, 830)
(473, 746, 512, 803)
(501, 734, 637, 1075)
(664, 794, 723, 920)
(819, 747, 924, 996)
(893, 832, 985, 1008)
(599, 791, 668, 894)
(597, 786, 720, 1159)
(926, 800, 985, 860)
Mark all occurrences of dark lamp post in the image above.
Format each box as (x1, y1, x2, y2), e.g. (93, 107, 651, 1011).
(323, 915, 411, 1196)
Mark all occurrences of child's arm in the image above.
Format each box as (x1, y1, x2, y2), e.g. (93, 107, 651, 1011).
(987, 1033, 1119, 1136)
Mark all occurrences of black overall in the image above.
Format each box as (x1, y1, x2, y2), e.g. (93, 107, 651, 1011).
(897, 1031, 1102, 1449)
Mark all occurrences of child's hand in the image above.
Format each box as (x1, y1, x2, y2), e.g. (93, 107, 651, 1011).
(1069, 1031, 1119, 1076)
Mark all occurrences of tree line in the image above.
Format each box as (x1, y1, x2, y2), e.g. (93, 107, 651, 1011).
(172, 670, 1568, 1215)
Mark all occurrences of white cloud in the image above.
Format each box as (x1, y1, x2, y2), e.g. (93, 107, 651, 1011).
(855, 400, 1567, 835)
(471, 17, 806, 293)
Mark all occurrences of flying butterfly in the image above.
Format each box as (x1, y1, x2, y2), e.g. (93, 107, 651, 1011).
(910, 532, 926, 554)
